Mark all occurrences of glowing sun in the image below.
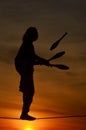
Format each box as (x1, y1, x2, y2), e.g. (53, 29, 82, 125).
(25, 127, 33, 130)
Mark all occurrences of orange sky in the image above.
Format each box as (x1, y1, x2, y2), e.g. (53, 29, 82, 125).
(0, 0, 86, 129)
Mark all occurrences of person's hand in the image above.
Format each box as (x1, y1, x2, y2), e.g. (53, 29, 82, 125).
(44, 59, 50, 66)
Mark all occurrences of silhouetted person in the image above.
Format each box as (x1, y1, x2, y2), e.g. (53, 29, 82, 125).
(15, 27, 49, 120)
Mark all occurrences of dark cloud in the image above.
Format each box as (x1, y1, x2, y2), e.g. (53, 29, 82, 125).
(0, 0, 86, 44)
(70, 82, 86, 89)
(0, 0, 86, 25)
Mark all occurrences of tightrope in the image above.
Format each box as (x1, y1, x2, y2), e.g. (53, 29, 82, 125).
(0, 115, 86, 120)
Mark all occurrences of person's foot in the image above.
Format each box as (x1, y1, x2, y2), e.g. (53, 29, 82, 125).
(20, 114, 36, 121)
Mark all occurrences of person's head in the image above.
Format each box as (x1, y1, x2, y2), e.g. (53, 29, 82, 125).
(23, 27, 38, 42)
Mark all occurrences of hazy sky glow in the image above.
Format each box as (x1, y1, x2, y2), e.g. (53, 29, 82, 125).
(0, 0, 86, 130)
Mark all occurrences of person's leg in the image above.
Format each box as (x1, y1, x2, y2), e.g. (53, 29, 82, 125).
(20, 72, 36, 120)
(20, 92, 36, 120)
(22, 92, 33, 115)
(20, 81, 36, 120)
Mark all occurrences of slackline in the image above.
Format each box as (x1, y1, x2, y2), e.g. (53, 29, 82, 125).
(0, 115, 86, 120)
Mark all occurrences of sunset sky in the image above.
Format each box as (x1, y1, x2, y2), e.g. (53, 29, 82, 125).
(0, 0, 86, 130)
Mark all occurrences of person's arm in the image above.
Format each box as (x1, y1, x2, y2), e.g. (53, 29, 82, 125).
(34, 54, 50, 66)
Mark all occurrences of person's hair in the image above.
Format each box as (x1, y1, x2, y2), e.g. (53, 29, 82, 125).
(23, 27, 38, 42)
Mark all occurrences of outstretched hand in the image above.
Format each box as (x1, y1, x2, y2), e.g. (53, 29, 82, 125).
(39, 59, 52, 67)
(38, 59, 48, 66)
(43, 59, 50, 66)
(34, 54, 52, 67)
